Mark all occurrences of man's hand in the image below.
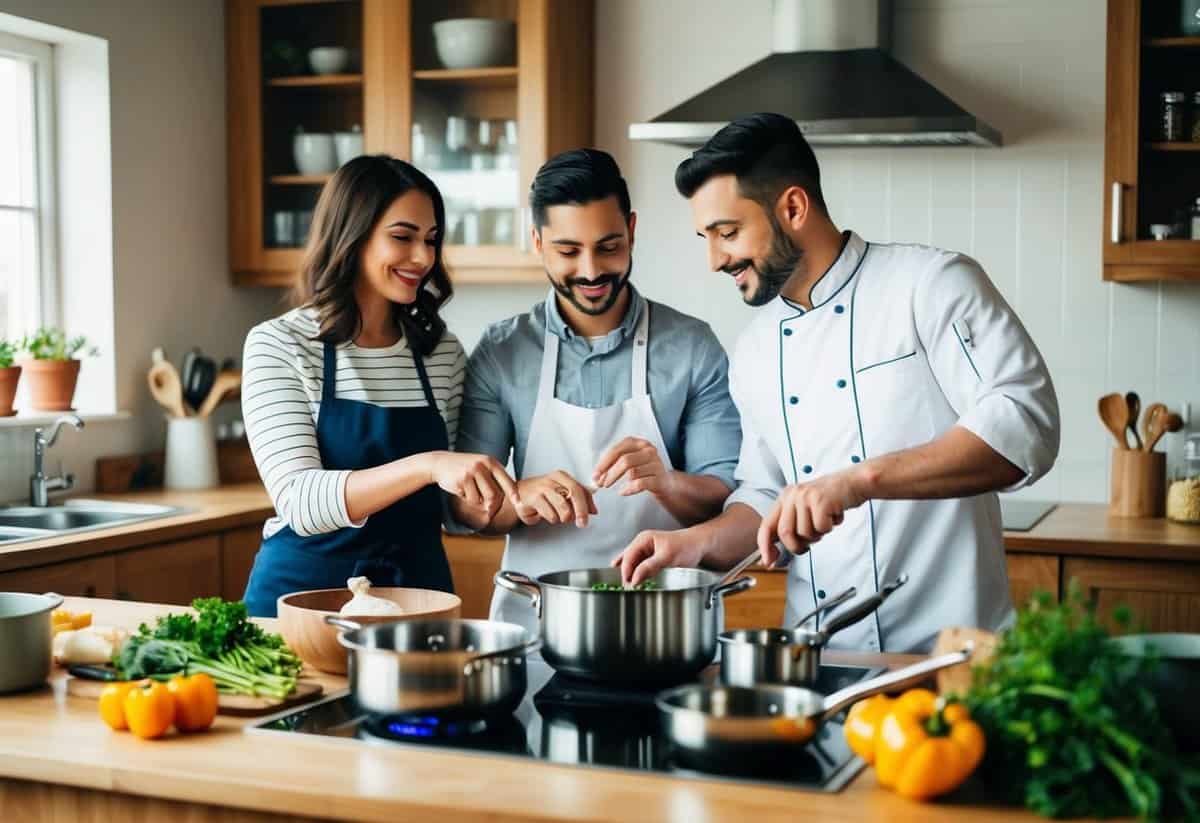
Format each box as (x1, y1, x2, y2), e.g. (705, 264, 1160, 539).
(756, 470, 867, 565)
(428, 451, 519, 522)
(612, 529, 702, 586)
(513, 471, 597, 528)
(593, 437, 672, 498)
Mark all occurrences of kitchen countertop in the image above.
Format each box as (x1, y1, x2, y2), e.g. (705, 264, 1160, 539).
(1002, 502, 1200, 561)
(0, 597, 1037, 823)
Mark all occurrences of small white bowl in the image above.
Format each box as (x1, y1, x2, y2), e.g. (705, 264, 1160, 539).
(432, 18, 515, 70)
(293, 133, 336, 175)
(333, 126, 364, 166)
(308, 46, 351, 75)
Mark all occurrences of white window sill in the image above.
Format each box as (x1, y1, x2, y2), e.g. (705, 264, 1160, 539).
(0, 410, 131, 428)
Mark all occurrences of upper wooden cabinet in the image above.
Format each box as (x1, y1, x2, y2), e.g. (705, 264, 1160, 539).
(1104, 1, 1200, 281)
(226, 0, 594, 287)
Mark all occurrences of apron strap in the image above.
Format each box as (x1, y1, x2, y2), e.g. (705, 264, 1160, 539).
(539, 323, 560, 402)
(630, 299, 650, 399)
(411, 348, 437, 408)
(321, 341, 338, 403)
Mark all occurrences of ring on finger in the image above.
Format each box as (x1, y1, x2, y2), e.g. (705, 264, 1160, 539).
(553, 485, 570, 498)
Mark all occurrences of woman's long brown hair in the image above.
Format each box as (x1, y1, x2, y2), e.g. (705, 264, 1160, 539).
(293, 155, 452, 356)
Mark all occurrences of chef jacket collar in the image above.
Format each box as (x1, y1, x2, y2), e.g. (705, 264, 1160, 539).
(543, 282, 645, 351)
(777, 230, 866, 315)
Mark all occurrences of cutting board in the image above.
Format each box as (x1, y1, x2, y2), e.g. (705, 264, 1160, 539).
(65, 669, 323, 717)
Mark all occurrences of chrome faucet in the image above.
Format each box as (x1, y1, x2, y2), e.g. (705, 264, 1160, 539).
(30, 414, 84, 507)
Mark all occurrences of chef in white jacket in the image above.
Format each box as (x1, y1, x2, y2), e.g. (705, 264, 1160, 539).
(616, 113, 1060, 652)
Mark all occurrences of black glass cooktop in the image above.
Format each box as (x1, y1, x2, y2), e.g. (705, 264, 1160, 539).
(247, 658, 881, 793)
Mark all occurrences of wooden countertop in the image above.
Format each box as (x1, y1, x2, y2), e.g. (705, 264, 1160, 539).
(0, 597, 1038, 823)
(1003, 502, 1200, 561)
(0, 483, 273, 573)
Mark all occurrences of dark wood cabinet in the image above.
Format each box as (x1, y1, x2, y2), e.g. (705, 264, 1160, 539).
(0, 555, 117, 599)
(114, 537, 223, 606)
(221, 525, 263, 602)
(1065, 555, 1200, 633)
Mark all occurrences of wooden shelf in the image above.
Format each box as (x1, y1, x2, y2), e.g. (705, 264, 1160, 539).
(267, 73, 363, 87)
(1147, 142, 1200, 151)
(413, 67, 518, 87)
(1145, 36, 1200, 48)
(269, 174, 332, 185)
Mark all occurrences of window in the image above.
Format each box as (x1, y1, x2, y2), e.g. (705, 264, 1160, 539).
(0, 30, 55, 343)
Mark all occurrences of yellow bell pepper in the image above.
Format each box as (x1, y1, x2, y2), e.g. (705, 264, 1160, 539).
(845, 688, 985, 801)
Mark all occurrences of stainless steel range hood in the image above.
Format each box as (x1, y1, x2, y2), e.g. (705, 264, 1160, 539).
(628, 0, 1001, 148)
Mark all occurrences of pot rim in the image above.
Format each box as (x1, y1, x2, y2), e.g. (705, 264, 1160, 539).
(330, 616, 533, 655)
(718, 627, 822, 649)
(533, 566, 728, 594)
(0, 591, 64, 619)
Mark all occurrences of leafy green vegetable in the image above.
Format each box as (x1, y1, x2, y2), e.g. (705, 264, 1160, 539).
(964, 583, 1200, 820)
(590, 580, 658, 592)
(114, 598, 301, 699)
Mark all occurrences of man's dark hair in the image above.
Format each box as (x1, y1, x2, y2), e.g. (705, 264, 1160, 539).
(674, 113, 826, 214)
(530, 148, 632, 229)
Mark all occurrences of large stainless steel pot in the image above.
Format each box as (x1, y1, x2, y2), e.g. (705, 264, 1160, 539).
(326, 617, 539, 716)
(494, 566, 755, 684)
(658, 646, 972, 773)
(0, 591, 63, 694)
(719, 574, 908, 688)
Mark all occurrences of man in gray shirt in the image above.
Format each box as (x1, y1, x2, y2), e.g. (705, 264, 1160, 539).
(453, 149, 741, 634)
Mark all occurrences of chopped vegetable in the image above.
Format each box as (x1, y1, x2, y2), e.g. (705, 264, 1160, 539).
(168, 673, 218, 733)
(124, 681, 176, 739)
(52, 608, 91, 634)
(964, 584, 1200, 820)
(590, 580, 659, 592)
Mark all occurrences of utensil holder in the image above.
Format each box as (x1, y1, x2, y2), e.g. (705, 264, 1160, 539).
(164, 415, 219, 490)
(1109, 448, 1166, 518)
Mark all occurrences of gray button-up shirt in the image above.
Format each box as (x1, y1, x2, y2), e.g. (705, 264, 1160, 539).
(457, 286, 741, 488)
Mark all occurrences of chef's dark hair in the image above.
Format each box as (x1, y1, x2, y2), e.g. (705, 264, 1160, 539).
(674, 113, 827, 214)
(530, 148, 632, 229)
(295, 154, 451, 357)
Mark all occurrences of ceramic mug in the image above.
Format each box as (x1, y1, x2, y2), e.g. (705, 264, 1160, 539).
(334, 126, 364, 166)
(293, 132, 336, 175)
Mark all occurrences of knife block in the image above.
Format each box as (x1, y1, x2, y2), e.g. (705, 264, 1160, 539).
(1109, 448, 1166, 518)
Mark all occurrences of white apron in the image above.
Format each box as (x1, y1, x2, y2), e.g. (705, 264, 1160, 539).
(489, 304, 683, 636)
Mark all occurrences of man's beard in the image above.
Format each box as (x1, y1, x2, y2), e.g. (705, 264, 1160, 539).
(548, 259, 633, 316)
(723, 216, 802, 307)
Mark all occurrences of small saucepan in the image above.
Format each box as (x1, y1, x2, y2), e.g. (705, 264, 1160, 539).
(0, 591, 64, 694)
(719, 574, 909, 688)
(658, 646, 972, 773)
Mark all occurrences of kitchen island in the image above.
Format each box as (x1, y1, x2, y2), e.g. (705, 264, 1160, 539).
(0, 597, 1041, 823)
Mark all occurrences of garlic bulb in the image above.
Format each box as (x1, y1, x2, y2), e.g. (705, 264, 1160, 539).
(338, 576, 404, 616)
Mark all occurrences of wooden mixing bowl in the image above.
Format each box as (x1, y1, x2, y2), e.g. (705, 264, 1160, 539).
(277, 587, 462, 674)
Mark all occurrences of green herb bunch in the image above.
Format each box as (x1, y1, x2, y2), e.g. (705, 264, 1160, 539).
(965, 585, 1199, 820)
(22, 328, 97, 361)
(590, 580, 659, 592)
(0, 340, 16, 369)
(115, 597, 301, 699)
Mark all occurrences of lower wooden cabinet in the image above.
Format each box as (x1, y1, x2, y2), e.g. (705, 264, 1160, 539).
(0, 554, 117, 599)
(723, 570, 787, 629)
(1065, 556, 1200, 634)
(1006, 553, 1061, 609)
(221, 525, 262, 602)
(114, 536, 222, 605)
(444, 534, 503, 620)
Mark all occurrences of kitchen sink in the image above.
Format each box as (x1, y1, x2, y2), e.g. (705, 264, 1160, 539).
(0, 500, 184, 545)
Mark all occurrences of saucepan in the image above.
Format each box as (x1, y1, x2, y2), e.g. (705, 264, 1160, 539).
(0, 591, 64, 694)
(719, 574, 909, 688)
(326, 616, 539, 717)
(658, 646, 972, 773)
(495, 559, 756, 685)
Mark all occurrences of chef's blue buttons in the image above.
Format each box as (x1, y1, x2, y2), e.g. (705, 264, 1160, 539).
(817, 589, 827, 599)
(851, 455, 861, 463)
(783, 328, 793, 336)
(789, 396, 799, 405)
(836, 379, 846, 388)
(802, 465, 812, 474)
(834, 305, 845, 314)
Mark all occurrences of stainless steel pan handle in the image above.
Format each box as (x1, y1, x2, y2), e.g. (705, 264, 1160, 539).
(464, 636, 544, 675)
(494, 570, 543, 617)
(815, 573, 908, 644)
(707, 574, 756, 609)
(819, 645, 973, 722)
(323, 616, 364, 632)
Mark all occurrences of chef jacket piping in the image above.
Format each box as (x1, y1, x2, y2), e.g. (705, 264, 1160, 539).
(952, 323, 982, 381)
(855, 350, 918, 374)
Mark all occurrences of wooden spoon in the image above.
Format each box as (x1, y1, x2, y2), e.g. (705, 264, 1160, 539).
(147, 360, 189, 418)
(196, 369, 242, 418)
(1098, 393, 1129, 449)
(1143, 404, 1170, 452)
(1125, 392, 1142, 450)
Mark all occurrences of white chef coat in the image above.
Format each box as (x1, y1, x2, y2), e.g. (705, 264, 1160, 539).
(725, 231, 1060, 653)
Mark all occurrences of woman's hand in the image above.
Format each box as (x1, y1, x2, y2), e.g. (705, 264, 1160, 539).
(514, 471, 597, 528)
(428, 451, 519, 522)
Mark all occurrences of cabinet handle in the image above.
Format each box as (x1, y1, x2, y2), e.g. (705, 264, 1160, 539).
(1110, 181, 1122, 244)
(116, 590, 132, 601)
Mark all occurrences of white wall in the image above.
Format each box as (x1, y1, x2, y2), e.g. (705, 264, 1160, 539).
(0, 0, 279, 500)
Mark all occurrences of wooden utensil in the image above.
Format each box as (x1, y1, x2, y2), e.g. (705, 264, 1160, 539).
(1098, 393, 1129, 449)
(147, 350, 190, 418)
(1125, 392, 1142, 450)
(1144, 404, 1177, 452)
(196, 369, 242, 418)
(1140, 402, 1167, 451)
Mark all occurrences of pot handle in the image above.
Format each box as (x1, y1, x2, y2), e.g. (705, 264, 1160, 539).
(465, 635, 544, 675)
(42, 591, 64, 611)
(494, 570, 543, 618)
(819, 644, 973, 721)
(707, 575, 756, 609)
(323, 616, 364, 633)
(816, 573, 909, 642)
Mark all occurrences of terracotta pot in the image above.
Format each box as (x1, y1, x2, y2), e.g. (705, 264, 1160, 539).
(21, 358, 81, 411)
(0, 365, 20, 417)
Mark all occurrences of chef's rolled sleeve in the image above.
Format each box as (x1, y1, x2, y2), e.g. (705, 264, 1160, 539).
(914, 254, 1060, 490)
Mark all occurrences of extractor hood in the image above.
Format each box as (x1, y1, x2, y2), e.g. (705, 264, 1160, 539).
(628, 0, 1001, 148)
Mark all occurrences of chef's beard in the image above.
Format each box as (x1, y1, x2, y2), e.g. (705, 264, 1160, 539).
(548, 260, 633, 316)
(725, 216, 803, 306)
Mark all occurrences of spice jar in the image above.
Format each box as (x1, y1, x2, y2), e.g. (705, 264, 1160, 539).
(1166, 433, 1200, 523)
(1161, 91, 1187, 142)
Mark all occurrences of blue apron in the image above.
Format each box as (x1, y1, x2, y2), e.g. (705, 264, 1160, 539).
(243, 340, 454, 617)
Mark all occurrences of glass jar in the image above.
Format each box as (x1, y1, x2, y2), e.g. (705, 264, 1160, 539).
(1167, 433, 1200, 523)
(1191, 197, 1200, 240)
(1161, 91, 1187, 142)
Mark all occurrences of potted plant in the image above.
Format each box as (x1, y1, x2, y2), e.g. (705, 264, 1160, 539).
(0, 339, 19, 417)
(20, 328, 97, 411)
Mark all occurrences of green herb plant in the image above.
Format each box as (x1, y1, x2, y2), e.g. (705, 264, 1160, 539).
(0, 340, 16, 369)
(22, 328, 97, 361)
(115, 597, 301, 699)
(964, 583, 1199, 820)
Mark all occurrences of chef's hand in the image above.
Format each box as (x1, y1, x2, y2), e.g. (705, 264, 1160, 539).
(612, 529, 701, 586)
(757, 470, 866, 566)
(513, 471, 598, 528)
(592, 437, 671, 498)
(429, 451, 519, 522)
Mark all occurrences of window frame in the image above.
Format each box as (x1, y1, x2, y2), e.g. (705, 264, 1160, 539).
(0, 29, 58, 338)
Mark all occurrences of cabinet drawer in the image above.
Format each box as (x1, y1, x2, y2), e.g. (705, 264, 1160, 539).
(221, 525, 262, 601)
(0, 555, 117, 599)
(115, 536, 222, 606)
(1064, 556, 1200, 634)
(1007, 553, 1060, 608)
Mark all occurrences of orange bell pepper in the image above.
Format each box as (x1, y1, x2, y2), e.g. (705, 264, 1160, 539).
(873, 689, 986, 801)
(123, 681, 176, 739)
(845, 693, 894, 764)
(98, 681, 138, 731)
(167, 673, 218, 732)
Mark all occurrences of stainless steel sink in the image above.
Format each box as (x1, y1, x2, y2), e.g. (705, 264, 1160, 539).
(0, 500, 184, 545)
